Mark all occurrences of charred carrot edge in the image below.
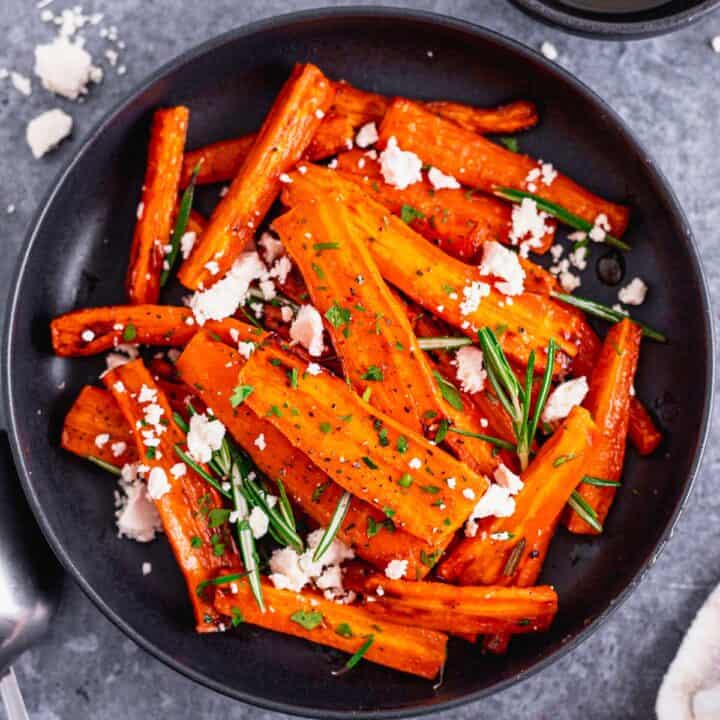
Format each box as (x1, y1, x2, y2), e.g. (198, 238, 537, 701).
(61, 386, 138, 467)
(334, 150, 555, 259)
(346, 570, 557, 636)
(281, 164, 581, 371)
(50, 304, 262, 357)
(126, 107, 189, 304)
(176, 332, 442, 579)
(628, 397, 662, 455)
(103, 359, 237, 632)
(214, 579, 447, 679)
(424, 99, 539, 135)
(377, 99, 629, 236)
(238, 341, 487, 545)
(437, 406, 597, 586)
(565, 319, 642, 534)
(178, 63, 335, 290)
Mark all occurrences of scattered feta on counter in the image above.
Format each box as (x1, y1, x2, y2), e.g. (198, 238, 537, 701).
(34, 36, 99, 99)
(541, 41, 558, 61)
(26, 108, 73, 158)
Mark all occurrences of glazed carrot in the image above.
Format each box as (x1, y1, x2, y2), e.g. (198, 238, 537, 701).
(176, 332, 442, 579)
(346, 571, 558, 636)
(628, 397, 662, 455)
(238, 342, 487, 545)
(126, 106, 189, 304)
(178, 64, 335, 290)
(565, 319, 641, 534)
(181, 135, 256, 187)
(436, 406, 597, 586)
(104, 359, 237, 632)
(186, 209, 206, 235)
(424, 99, 539, 135)
(281, 165, 581, 370)
(50, 305, 262, 357)
(214, 579, 447, 680)
(377, 99, 630, 235)
(334, 149, 555, 259)
(61, 386, 137, 467)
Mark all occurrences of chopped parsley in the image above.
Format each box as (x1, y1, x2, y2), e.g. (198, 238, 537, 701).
(400, 204, 425, 224)
(290, 610, 324, 630)
(361, 365, 384, 381)
(230, 385, 254, 408)
(325, 301, 351, 329)
(122, 324, 137, 342)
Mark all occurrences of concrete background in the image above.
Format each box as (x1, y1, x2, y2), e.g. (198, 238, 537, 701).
(1, 1, 718, 718)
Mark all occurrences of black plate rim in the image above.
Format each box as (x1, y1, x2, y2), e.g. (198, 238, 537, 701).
(2, 6, 715, 718)
(509, 0, 720, 39)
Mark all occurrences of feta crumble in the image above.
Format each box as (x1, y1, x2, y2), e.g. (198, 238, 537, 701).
(115, 466, 163, 542)
(180, 231, 196, 260)
(385, 559, 408, 580)
(306, 362, 323, 376)
(355, 121, 379, 148)
(541, 41, 558, 61)
(465, 484, 516, 536)
(541, 377, 589, 424)
(494, 463, 524, 495)
(509, 198, 552, 257)
(26, 108, 73, 158)
(427, 167, 460, 190)
(142, 562, 152, 576)
(254, 433, 267, 451)
(478, 241, 526, 296)
(289, 305, 325, 357)
(186, 413, 226, 463)
(248, 506, 269, 539)
(618, 277, 648, 306)
(258, 232, 284, 264)
(147, 467, 171, 500)
(34, 36, 99, 100)
(459, 280, 491, 316)
(379, 136, 423, 190)
(454, 346, 486, 394)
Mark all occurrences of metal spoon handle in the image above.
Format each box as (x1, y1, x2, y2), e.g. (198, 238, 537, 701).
(0, 668, 30, 720)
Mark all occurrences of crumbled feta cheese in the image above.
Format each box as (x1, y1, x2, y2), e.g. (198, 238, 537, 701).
(248, 506, 269, 539)
(550, 244, 564, 262)
(379, 136, 423, 190)
(279, 173, 293, 184)
(26, 109, 73, 158)
(713, 36, 720, 53)
(137, 384, 157, 404)
(115, 468, 163, 542)
(509, 198, 552, 257)
(147, 467, 171, 500)
(142, 562, 152, 576)
(190, 251, 266, 325)
(169, 463, 186, 479)
(105, 344, 139, 371)
(618, 277, 648, 306)
(180, 231, 196, 260)
(268, 256, 292, 285)
(446, 477, 457, 489)
(254, 433, 267, 451)
(204, 260, 219, 276)
(465, 484, 516, 536)
(259, 279, 276, 301)
(541, 377, 589, 423)
(289, 304, 325, 357)
(280, 305, 294, 323)
(462, 488, 476, 500)
(385, 559, 408, 580)
(237, 341, 255, 360)
(11, 72, 32, 96)
(258, 232, 284, 264)
(459, 280, 491, 315)
(427, 166, 460, 190)
(408, 457, 422, 470)
(315, 108, 325, 119)
(568, 246, 588, 271)
(494, 463, 524, 495)
(559, 269, 581, 293)
(540, 162, 557, 186)
(589, 213, 611, 243)
(306, 362, 322, 376)
(81, 329, 95, 342)
(34, 36, 98, 99)
(94, 433, 110, 448)
(454, 346, 486, 394)
(111, 441, 127, 457)
(355, 121, 379, 148)
(479, 241, 526, 296)
(541, 41, 558, 61)
(186, 413, 226, 463)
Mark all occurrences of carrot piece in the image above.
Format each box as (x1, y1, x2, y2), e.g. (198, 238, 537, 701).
(281, 165, 581, 371)
(346, 570, 558, 636)
(377, 99, 630, 235)
(177, 64, 335, 290)
(334, 149, 555, 259)
(50, 304, 261, 357)
(186, 209, 206, 235)
(61, 386, 138, 467)
(103, 359, 236, 632)
(436, 406, 597, 586)
(176, 332, 441, 579)
(424, 99, 539, 135)
(238, 342, 487, 545)
(181, 135, 257, 188)
(565, 319, 642, 534)
(126, 107, 189, 304)
(214, 579, 447, 680)
(628, 397, 662, 456)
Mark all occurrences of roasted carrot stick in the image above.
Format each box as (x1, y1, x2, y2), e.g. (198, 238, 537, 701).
(176, 332, 442, 579)
(126, 107, 189, 304)
(346, 570, 558, 636)
(181, 135, 257, 188)
(628, 397, 662, 455)
(424, 99, 538, 135)
(436, 406, 597, 586)
(238, 342, 487, 545)
(334, 149, 555, 259)
(214, 579, 447, 679)
(61, 386, 138, 467)
(377, 99, 630, 235)
(178, 64, 335, 290)
(281, 165, 581, 371)
(565, 319, 641, 534)
(50, 305, 262, 357)
(103, 359, 237, 632)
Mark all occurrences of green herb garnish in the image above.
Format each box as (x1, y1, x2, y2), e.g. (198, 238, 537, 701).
(313, 491, 352, 562)
(400, 204, 426, 224)
(332, 635, 375, 676)
(290, 610, 324, 631)
(432, 371, 464, 411)
(230, 385, 254, 408)
(568, 490, 603, 532)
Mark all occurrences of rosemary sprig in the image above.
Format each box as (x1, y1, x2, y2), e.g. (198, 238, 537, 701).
(174, 445, 231, 499)
(582, 475, 621, 488)
(526, 339, 557, 446)
(493, 187, 631, 252)
(246, 287, 299, 313)
(417, 336, 472, 350)
(87, 455, 122, 475)
(195, 569, 260, 598)
(502, 537, 526, 577)
(331, 635, 375, 676)
(275, 478, 296, 531)
(447, 427, 516, 451)
(161, 159, 202, 286)
(550, 292, 667, 343)
(568, 490, 603, 532)
(313, 491, 352, 562)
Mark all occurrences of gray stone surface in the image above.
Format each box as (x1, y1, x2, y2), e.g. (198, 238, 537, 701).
(1, 1, 718, 718)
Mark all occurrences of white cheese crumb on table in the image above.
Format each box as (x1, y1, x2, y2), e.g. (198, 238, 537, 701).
(26, 109, 73, 158)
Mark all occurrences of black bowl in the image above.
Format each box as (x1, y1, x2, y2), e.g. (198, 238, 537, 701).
(510, 0, 720, 39)
(2, 6, 714, 718)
